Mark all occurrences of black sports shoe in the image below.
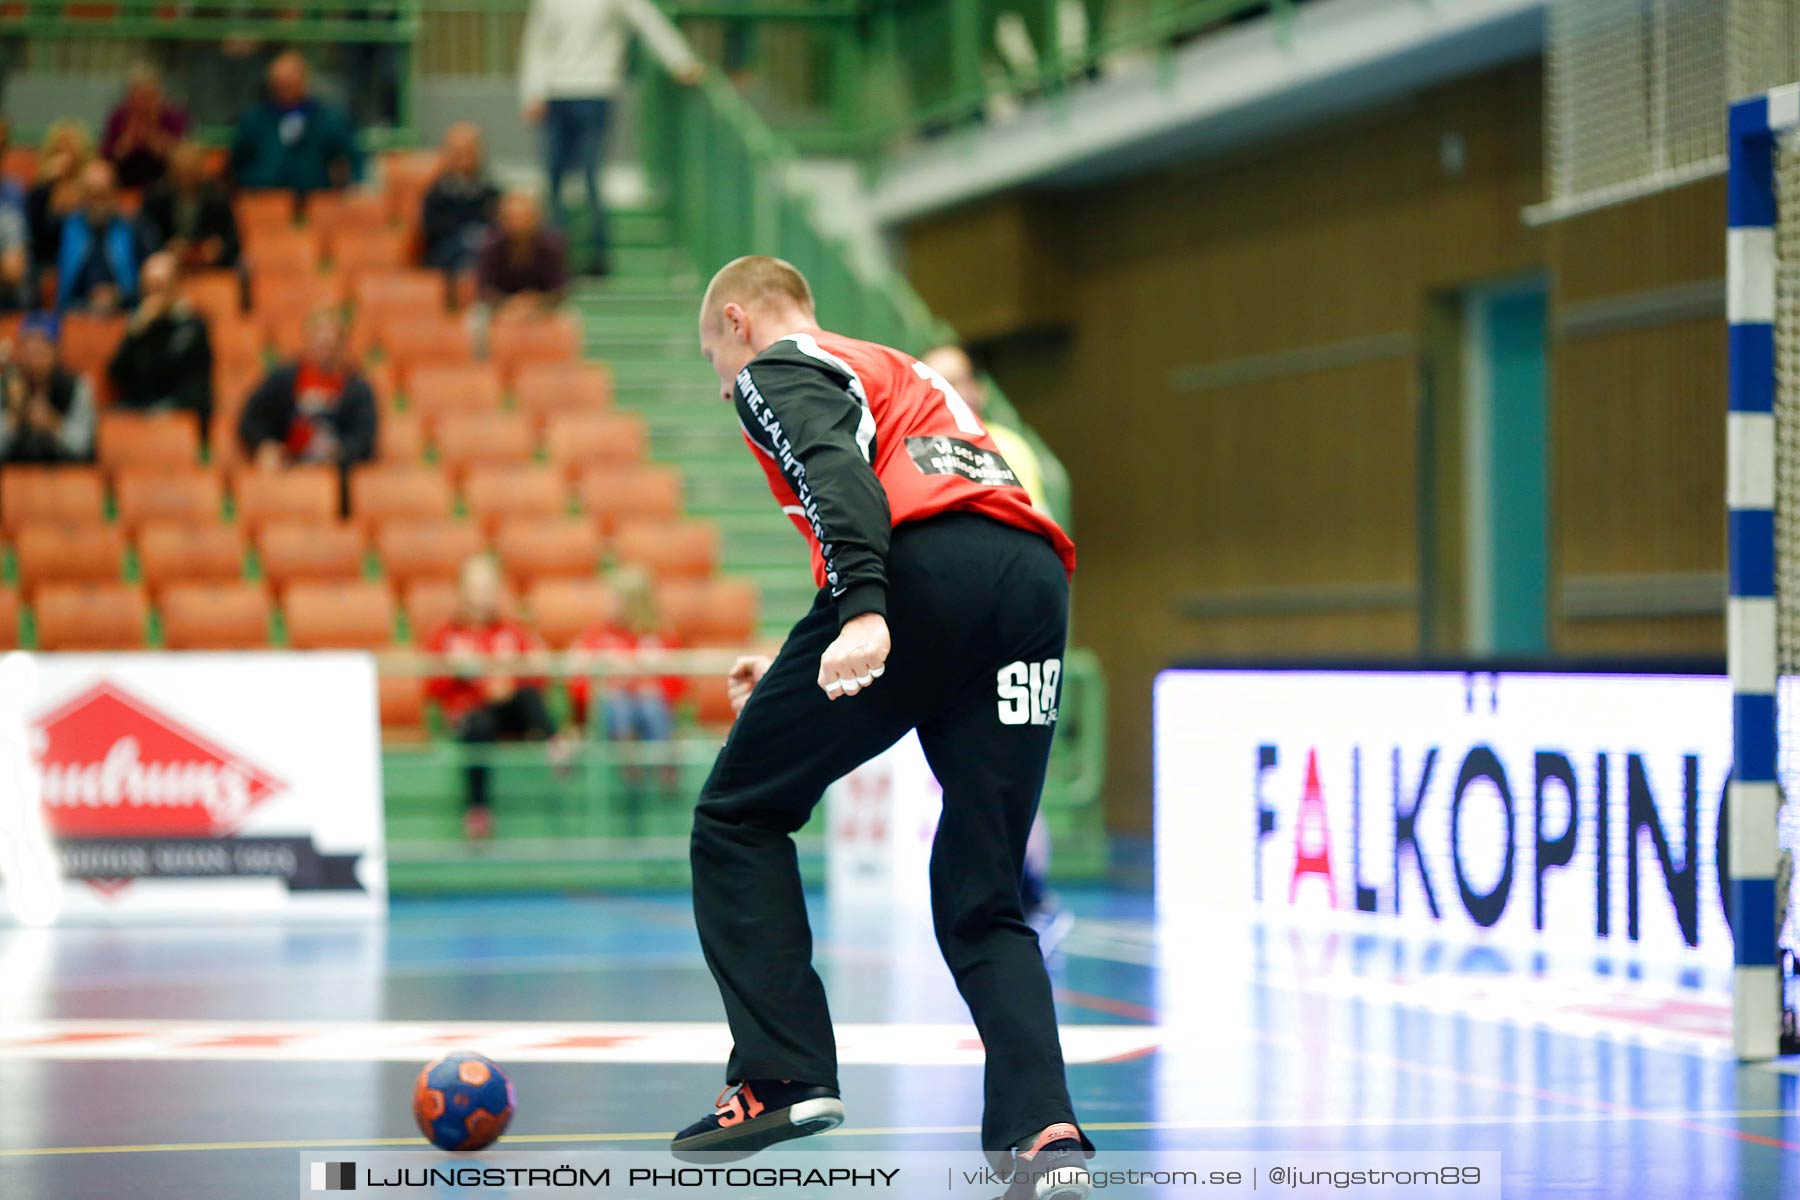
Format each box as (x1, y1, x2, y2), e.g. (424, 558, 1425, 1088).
(1001, 1124, 1092, 1200)
(670, 1079, 844, 1160)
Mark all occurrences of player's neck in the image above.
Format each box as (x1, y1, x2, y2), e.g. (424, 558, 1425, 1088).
(750, 314, 822, 355)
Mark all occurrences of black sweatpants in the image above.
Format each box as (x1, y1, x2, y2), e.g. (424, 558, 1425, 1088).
(691, 513, 1085, 1158)
(456, 685, 556, 812)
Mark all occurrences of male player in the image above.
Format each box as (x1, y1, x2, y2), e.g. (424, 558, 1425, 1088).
(673, 256, 1093, 1197)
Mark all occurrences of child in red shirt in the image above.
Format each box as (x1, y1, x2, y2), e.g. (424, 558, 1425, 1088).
(567, 569, 682, 824)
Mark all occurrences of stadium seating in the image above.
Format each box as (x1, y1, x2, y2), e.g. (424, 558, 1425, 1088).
(136, 522, 247, 597)
(284, 580, 395, 649)
(403, 578, 519, 637)
(60, 313, 128, 377)
(34, 583, 149, 651)
(160, 582, 271, 650)
(375, 519, 485, 591)
(242, 228, 321, 274)
(463, 464, 566, 535)
(257, 520, 368, 594)
(14, 523, 126, 597)
(307, 190, 391, 239)
(545, 412, 647, 480)
(349, 464, 456, 532)
(493, 517, 602, 587)
(526, 578, 613, 649)
(251, 269, 346, 322)
(233, 189, 299, 235)
(434, 411, 534, 476)
(114, 468, 223, 531)
(381, 317, 476, 385)
(489, 314, 583, 384)
(514, 362, 613, 426)
(655, 578, 760, 645)
(232, 466, 338, 530)
(614, 520, 719, 580)
(329, 228, 411, 280)
(405, 363, 504, 429)
(378, 675, 429, 740)
(577, 466, 683, 536)
(178, 270, 243, 325)
(0, 466, 105, 534)
(0, 586, 17, 649)
(96, 410, 200, 474)
(209, 320, 268, 372)
(376, 411, 426, 461)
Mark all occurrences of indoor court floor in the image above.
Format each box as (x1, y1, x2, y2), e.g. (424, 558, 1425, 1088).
(0, 888, 1796, 1199)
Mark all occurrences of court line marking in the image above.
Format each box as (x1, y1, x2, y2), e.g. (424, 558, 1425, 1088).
(6, 1110, 1800, 1160)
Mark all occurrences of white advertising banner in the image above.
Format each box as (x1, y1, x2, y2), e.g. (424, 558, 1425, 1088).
(0, 652, 386, 923)
(1153, 668, 1772, 966)
(825, 732, 941, 914)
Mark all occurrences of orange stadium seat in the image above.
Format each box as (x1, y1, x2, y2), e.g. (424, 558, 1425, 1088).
(284, 580, 395, 649)
(434, 411, 534, 476)
(545, 412, 647, 480)
(655, 578, 760, 645)
(14, 523, 126, 597)
(614, 519, 720, 580)
(214, 359, 264, 421)
(577, 465, 683, 536)
(208, 319, 268, 372)
(114, 468, 224, 531)
(690, 673, 738, 728)
(380, 150, 442, 223)
(514, 362, 613, 426)
(306, 190, 390, 237)
(59, 313, 127, 376)
(251, 269, 346, 322)
(403, 577, 519, 638)
(376, 411, 425, 462)
(381, 318, 476, 384)
(160, 582, 271, 650)
(136, 522, 247, 596)
(242, 228, 322, 274)
(1, 146, 38, 186)
(349, 464, 455, 532)
(0, 466, 105, 533)
(209, 411, 247, 473)
(257, 520, 367, 593)
(363, 360, 398, 410)
(233, 189, 298, 235)
(375, 519, 485, 590)
(329, 228, 410, 279)
(232, 465, 338, 530)
(489, 314, 583, 382)
(34, 583, 149, 651)
(406, 363, 503, 429)
(493, 517, 601, 587)
(353, 270, 446, 323)
(463, 464, 566, 535)
(526, 578, 613, 649)
(0, 586, 16, 649)
(96, 410, 200, 473)
(177, 270, 243, 325)
(378, 674, 428, 740)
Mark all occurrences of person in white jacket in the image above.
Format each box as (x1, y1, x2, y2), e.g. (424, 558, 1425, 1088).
(519, 0, 702, 277)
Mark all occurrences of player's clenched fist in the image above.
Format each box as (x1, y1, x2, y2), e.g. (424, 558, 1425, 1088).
(818, 612, 891, 701)
(726, 655, 772, 715)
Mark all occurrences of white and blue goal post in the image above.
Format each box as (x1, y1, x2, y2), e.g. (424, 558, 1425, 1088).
(1727, 83, 1799, 1062)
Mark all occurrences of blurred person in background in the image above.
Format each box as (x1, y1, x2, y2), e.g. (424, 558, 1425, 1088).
(424, 554, 562, 841)
(0, 120, 23, 309)
(237, 310, 375, 497)
(0, 118, 26, 215)
(140, 141, 241, 272)
(421, 122, 500, 286)
(476, 192, 567, 314)
(920, 343, 1068, 953)
(229, 52, 363, 193)
(0, 315, 95, 465)
(518, 0, 702, 277)
(26, 119, 94, 279)
(568, 567, 684, 824)
(101, 64, 190, 190)
(108, 251, 213, 427)
(56, 160, 142, 313)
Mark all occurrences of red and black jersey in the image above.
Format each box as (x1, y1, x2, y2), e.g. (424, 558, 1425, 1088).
(734, 329, 1076, 625)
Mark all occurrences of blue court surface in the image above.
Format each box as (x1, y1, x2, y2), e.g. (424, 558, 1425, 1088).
(0, 889, 1796, 1199)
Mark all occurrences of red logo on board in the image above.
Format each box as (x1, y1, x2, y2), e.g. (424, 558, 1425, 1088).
(31, 681, 285, 839)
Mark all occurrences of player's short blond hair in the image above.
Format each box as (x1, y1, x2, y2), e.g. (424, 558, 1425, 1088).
(700, 256, 815, 330)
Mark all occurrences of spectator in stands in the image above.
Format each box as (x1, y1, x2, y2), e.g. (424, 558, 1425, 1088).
(0, 118, 26, 216)
(476, 192, 567, 313)
(101, 64, 191, 190)
(421, 122, 500, 284)
(56, 160, 143, 313)
(0, 315, 96, 465)
(424, 554, 561, 840)
(140, 141, 241, 272)
(229, 51, 364, 193)
(568, 567, 683, 817)
(108, 251, 213, 426)
(519, 0, 702, 277)
(921, 344, 1050, 511)
(238, 310, 376, 486)
(26, 119, 94, 277)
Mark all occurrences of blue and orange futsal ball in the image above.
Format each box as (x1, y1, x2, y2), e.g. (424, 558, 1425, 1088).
(412, 1051, 515, 1151)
